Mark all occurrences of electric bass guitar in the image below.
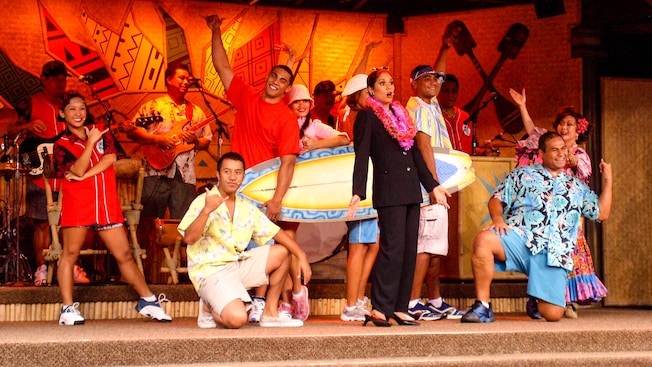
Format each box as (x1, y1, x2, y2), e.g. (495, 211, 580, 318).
(19, 115, 162, 176)
(142, 115, 216, 170)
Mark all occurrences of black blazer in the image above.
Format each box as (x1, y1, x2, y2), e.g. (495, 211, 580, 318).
(352, 108, 438, 209)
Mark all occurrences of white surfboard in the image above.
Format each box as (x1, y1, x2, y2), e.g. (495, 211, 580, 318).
(238, 145, 475, 222)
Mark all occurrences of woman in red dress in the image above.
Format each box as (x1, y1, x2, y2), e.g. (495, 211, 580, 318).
(53, 91, 172, 326)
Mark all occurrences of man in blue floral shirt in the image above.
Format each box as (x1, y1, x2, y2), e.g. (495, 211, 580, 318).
(462, 132, 613, 323)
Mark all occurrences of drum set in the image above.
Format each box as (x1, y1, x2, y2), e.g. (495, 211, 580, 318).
(0, 133, 32, 284)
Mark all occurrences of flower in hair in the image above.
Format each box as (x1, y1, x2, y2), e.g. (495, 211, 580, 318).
(366, 97, 416, 150)
(577, 118, 589, 134)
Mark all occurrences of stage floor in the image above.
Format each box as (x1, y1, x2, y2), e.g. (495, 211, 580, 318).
(2, 308, 652, 367)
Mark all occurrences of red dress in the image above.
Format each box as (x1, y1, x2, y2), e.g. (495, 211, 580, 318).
(53, 125, 124, 227)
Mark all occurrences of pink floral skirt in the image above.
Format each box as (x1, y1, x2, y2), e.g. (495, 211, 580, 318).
(565, 229, 608, 305)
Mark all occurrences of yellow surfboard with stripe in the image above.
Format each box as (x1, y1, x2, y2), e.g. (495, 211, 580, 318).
(239, 146, 475, 222)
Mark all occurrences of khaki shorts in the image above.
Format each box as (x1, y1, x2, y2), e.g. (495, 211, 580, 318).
(198, 245, 271, 316)
(417, 204, 448, 256)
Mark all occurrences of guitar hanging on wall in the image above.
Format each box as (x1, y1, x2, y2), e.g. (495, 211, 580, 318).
(19, 115, 162, 176)
(141, 115, 217, 170)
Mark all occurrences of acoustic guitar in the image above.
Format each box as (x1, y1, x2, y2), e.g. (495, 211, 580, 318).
(141, 115, 216, 170)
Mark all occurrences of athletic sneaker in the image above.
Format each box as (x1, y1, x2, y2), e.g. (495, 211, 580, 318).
(59, 302, 85, 326)
(564, 303, 578, 319)
(248, 296, 265, 323)
(135, 294, 172, 322)
(197, 298, 216, 328)
(461, 300, 496, 323)
(356, 297, 371, 316)
(34, 264, 47, 286)
(408, 301, 443, 321)
(259, 313, 303, 327)
(292, 285, 310, 321)
(341, 305, 366, 322)
(428, 300, 465, 319)
(73, 265, 90, 284)
(526, 297, 543, 320)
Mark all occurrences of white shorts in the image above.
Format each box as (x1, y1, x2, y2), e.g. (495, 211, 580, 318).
(417, 204, 448, 256)
(198, 245, 271, 316)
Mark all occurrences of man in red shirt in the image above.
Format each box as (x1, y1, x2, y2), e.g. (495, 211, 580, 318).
(14, 61, 91, 285)
(206, 14, 309, 324)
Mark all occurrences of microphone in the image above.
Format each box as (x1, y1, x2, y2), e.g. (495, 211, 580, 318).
(491, 132, 505, 141)
(79, 75, 93, 83)
(187, 77, 202, 85)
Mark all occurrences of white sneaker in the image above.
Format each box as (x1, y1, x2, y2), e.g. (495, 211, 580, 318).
(135, 294, 172, 322)
(248, 296, 265, 323)
(59, 302, 85, 325)
(356, 297, 371, 316)
(197, 298, 217, 328)
(341, 305, 366, 322)
(34, 264, 47, 286)
(259, 313, 303, 327)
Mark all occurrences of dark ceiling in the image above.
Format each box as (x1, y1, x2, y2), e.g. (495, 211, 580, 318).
(211, 0, 652, 77)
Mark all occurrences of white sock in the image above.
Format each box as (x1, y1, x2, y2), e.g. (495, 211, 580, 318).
(429, 297, 443, 308)
(481, 300, 490, 308)
(142, 295, 157, 302)
(408, 299, 421, 308)
(292, 287, 305, 297)
(345, 305, 357, 312)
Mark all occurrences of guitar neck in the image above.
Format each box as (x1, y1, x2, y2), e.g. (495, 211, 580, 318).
(186, 115, 216, 133)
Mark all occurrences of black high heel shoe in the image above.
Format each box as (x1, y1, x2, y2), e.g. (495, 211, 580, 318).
(390, 313, 419, 326)
(363, 311, 391, 327)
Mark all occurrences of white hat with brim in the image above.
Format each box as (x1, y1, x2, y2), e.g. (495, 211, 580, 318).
(285, 84, 314, 108)
(342, 74, 368, 97)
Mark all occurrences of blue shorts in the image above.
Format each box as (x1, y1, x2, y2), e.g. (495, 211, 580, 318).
(494, 229, 569, 307)
(346, 218, 379, 244)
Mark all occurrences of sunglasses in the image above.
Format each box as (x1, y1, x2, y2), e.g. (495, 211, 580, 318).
(413, 69, 446, 84)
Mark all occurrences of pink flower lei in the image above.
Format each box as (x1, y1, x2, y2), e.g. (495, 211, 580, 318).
(576, 118, 589, 134)
(366, 97, 416, 150)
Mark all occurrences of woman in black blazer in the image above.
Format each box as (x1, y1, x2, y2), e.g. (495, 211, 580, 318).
(346, 69, 451, 326)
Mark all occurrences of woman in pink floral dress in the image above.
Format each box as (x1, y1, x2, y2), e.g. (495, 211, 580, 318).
(510, 88, 608, 318)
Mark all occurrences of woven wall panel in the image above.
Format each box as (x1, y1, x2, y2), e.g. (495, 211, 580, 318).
(601, 77, 652, 306)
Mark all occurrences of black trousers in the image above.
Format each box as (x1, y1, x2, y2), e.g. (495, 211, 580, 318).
(371, 203, 420, 316)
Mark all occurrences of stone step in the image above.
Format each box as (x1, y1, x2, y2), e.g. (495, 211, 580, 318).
(2, 309, 651, 367)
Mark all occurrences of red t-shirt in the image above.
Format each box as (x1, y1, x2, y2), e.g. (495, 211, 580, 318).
(227, 77, 299, 168)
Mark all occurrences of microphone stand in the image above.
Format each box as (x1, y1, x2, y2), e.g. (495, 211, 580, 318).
(463, 93, 497, 156)
(82, 79, 115, 128)
(193, 81, 231, 161)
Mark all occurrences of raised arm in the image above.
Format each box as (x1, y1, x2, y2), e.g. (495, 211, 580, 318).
(597, 160, 613, 221)
(206, 14, 235, 91)
(353, 39, 381, 75)
(433, 31, 452, 73)
(509, 88, 535, 134)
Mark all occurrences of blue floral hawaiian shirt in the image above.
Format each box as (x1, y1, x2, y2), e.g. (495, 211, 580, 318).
(492, 164, 599, 271)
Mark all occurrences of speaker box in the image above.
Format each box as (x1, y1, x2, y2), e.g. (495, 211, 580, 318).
(386, 14, 404, 34)
(534, 0, 566, 19)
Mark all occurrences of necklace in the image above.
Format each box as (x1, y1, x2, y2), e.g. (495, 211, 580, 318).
(367, 97, 416, 150)
(443, 108, 456, 119)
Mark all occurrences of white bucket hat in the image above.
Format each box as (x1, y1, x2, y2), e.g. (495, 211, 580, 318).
(342, 74, 368, 97)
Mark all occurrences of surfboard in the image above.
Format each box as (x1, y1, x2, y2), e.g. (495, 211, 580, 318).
(238, 145, 475, 222)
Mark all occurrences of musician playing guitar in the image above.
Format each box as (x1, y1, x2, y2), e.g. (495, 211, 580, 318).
(14, 60, 70, 286)
(127, 61, 212, 223)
